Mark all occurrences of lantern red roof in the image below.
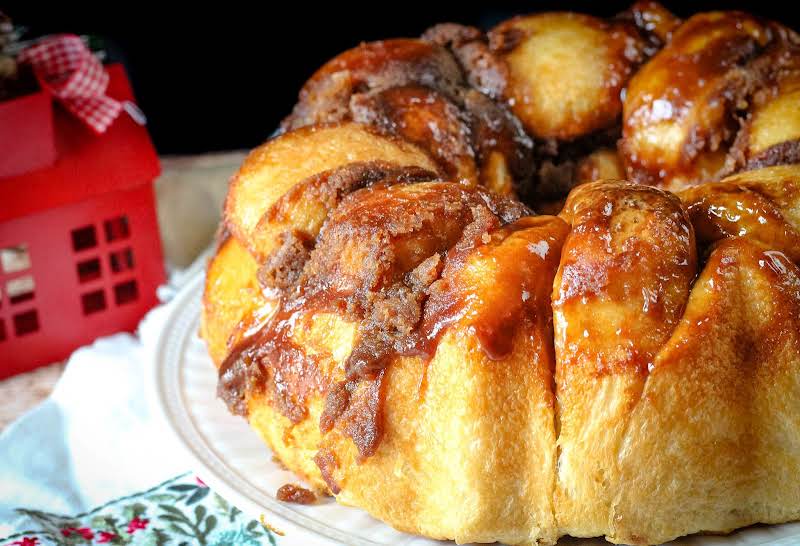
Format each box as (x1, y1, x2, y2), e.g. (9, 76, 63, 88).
(0, 64, 160, 223)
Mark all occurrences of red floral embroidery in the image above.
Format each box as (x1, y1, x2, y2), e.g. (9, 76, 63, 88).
(195, 477, 207, 487)
(126, 517, 149, 534)
(60, 527, 93, 539)
(11, 537, 39, 546)
(96, 531, 117, 543)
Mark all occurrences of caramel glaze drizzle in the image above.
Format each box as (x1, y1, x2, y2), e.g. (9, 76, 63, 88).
(411, 215, 567, 361)
(218, 177, 573, 461)
(218, 175, 797, 469)
(554, 182, 698, 377)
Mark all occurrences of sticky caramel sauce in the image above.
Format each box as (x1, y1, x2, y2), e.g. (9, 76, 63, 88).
(657, 236, 800, 372)
(412, 215, 568, 361)
(276, 483, 317, 504)
(351, 86, 478, 186)
(316, 39, 457, 81)
(554, 182, 697, 376)
(625, 1, 683, 46)
(680, 182, 800, 262)
(218, 299, 326, 422)
(285, 38, 465, 130)
(221, 181, 534, 456)
(622, 12, 774, 183)
(313, 448, 341, 494)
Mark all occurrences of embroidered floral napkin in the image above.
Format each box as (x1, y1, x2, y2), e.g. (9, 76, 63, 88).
(3, 474, 277, 546)
(0, 263, 282, 546)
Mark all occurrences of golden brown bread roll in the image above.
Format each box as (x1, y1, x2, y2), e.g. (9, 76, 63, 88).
(487, 13, 647, 141)
(731, 71, 800, 171)
(213, 175, 566, 544)
(621, 11, 800, 190)
(349, 85, 478, 184)
(202, 5, 800, 545)
(679, 166, 800, 262)
(282, 38, 534, 197)
(422, 7, 667, 202)
(201, 235, 267, 365)
(224, 122, 439, 261)
(553, 182, 698, 538)
(283, 39, 464, 131)
(605, 235, 800, 543)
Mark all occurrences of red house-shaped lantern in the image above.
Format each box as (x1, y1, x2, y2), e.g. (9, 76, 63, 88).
(0, 64, 165, 378)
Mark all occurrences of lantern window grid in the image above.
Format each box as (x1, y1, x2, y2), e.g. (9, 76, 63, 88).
(70, 215, 140, 318)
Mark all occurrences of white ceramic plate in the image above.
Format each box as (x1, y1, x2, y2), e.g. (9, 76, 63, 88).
(150, 271, 800, 546)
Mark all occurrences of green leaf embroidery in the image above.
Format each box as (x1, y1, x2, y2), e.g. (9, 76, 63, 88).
(194, 505, 207, 525)
(157, 505, 185, 517)
(3, 474, 281, 546)
(185, 487, 210, 505)
(138, 527, 171, 546)
(157, 515, 187, 524)
(145, 494, 178, 503)
(167, 523, 192, 537)
(204, 514, 218, 536)
(167, 484, 197, 492)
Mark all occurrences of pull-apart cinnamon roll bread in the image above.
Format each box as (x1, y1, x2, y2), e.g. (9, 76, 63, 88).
(201, 4, 800, 545)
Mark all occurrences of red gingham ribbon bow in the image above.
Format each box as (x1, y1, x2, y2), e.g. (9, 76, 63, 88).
(18, 34, 145, 134)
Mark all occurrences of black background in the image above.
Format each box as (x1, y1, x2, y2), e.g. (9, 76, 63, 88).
(5, 2, 798, 154)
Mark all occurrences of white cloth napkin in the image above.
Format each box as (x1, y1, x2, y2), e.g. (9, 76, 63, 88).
(0, 256, 285, 545)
